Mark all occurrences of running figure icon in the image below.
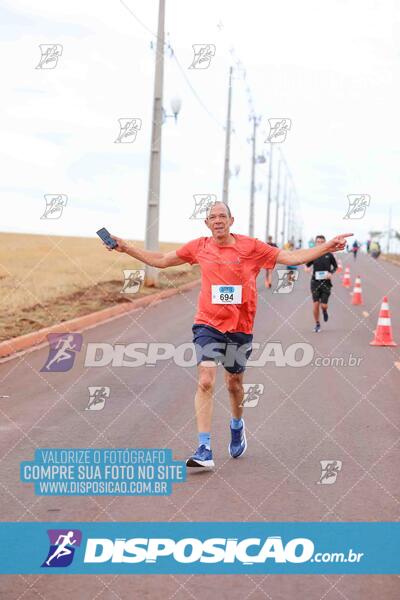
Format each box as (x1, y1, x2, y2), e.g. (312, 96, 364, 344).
(45, 531, 77, 566)
(44, 334, 77, 371)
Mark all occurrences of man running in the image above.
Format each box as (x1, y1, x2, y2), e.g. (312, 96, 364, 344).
(306, 234, 338, 333)
(104, 203, 351, 468)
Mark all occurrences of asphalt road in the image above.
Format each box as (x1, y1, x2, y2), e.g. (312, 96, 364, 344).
(0, 252, 399, 599)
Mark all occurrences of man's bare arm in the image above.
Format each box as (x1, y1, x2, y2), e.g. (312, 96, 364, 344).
(104, 235, 187, 268)
(277, 233, 353, 266)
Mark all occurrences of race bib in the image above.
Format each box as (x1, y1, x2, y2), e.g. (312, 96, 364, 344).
(315, 271, 329, 280)
(211, 285, 242, 304)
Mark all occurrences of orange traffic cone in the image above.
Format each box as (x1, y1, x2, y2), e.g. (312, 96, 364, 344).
(337, 259, 343, 274)
(370, 296, 397, 346)
(342, 267, 351, 288)
(351, 276, 363, 305)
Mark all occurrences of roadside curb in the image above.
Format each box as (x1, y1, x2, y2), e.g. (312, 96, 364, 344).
(0, 279, 200, 360)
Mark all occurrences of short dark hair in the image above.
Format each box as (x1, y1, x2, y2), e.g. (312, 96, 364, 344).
(315, 235, 326, 241)
(206, 201, 232, 219)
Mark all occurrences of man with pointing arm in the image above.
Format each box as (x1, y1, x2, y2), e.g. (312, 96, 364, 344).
(103, 202, 351, 469)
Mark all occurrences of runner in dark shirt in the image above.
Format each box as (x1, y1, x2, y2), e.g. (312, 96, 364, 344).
(306, 235, 338, 332)
(352, 240, 360, 260)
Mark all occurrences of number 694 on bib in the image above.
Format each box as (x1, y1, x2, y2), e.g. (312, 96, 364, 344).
(211, 285, 242, 304)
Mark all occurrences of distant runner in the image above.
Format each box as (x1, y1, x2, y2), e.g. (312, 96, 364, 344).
(103, 203, 351, 468)
(264, 235, 278, 288)
(306, 234, 338, 333)
(281, 241, 299, 287)
(370, 240, 381, 259)
(352, 239, 360, 260)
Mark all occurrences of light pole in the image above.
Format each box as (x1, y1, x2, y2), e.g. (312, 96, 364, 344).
(144, 0, 165, 287)
(248, 115, 261, 237)
(386, 206, 392, 254)
(288, 192, 296, 244)
(274, 153, 281, 244)
(144, 1, 181, 287)
(287, 188, 292, 244)
(281, 171, 287, 247)
(222, 66, 233, 205)
(265, 143, 273, 241)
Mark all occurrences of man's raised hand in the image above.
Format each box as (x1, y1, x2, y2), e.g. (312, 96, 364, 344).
(103, 235, 126, 253)
(326, 233, 353, 253)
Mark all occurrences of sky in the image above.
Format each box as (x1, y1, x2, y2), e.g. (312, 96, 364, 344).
(1, 0, 399, 250)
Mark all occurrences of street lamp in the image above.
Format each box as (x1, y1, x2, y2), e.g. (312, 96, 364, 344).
(162, 96, 182, 124)
(170, 96, 182, 122)
(230, 164, 240, 178)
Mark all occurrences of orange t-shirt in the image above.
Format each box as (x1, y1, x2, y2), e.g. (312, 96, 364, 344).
(176, 233, 280, 334)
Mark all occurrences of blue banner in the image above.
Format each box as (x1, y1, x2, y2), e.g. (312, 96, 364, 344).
(0, 522, 399, 574)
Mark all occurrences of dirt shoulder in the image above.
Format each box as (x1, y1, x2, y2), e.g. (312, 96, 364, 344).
(0, 232, 200, 342)
(0, 267, 200, 342)
(381, 253, 400, 267)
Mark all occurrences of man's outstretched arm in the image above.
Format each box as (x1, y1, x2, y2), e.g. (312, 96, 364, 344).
(103, 235, 187, 268)
(277, 233, 353, 266)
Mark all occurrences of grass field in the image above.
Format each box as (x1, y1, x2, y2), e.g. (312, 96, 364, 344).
(0, 233, 199, 342)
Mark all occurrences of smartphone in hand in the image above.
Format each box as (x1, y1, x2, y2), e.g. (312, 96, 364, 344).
(96, 227, 118, 249)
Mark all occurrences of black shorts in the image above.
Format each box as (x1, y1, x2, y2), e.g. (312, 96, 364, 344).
(192, 324, 253, 374)
(311, 280, 332, 304)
